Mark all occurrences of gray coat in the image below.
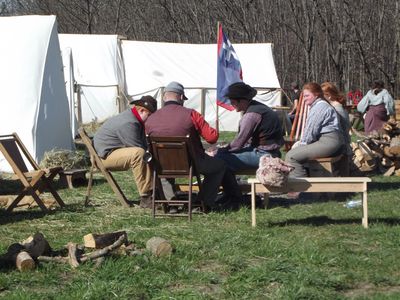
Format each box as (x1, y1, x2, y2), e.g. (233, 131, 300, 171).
(93, 109, 147, 158)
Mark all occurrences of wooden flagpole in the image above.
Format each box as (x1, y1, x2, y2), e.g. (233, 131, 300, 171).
(216, 21, 221, 134)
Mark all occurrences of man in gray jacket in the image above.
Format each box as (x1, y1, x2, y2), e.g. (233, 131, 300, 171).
(93, 95, 157, 208)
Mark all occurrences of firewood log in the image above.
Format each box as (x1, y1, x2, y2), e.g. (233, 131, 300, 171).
(354, 148, 365, 162)
(381, 157, 394, 167)
(383, 146, 394, 158)
(83, 231, 127, 249)
(22, 232, 52, 259)
(395, 169, 400, 176)
(15, 251, 35, 272)
(389, 146, 400, 157)
(67, 242, 80, 268)
(146, 237, 172, 257)
(384, 166, 396, 176)
(358, 142, 374, 160)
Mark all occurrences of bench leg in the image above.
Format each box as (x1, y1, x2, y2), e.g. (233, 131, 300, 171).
(362, 189, 368, 229)
(263, 193, 269, 209)
(251, 183, 256, 227)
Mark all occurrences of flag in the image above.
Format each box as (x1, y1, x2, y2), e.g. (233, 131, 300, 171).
(217, 24, 243, 111)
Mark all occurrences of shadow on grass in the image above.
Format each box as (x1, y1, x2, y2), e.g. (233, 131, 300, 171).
(266, 194, 351, 209)
(368, 181, 400, 192)
(0, 203, 90, 225)
(263, 215, 400, 227)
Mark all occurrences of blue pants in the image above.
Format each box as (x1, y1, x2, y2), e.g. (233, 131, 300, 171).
(216, 146, 281, 173)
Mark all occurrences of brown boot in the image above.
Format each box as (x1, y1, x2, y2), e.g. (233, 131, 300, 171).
(139, 194, 152, 209)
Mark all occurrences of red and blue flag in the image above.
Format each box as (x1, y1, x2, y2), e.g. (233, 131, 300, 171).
(217, 24, 243, 110)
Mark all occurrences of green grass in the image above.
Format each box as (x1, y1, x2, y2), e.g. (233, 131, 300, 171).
(1, 136, 400, 299)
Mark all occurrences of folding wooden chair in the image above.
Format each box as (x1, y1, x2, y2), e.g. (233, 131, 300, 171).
(147, 135, 205, 221)
(0, 133, 65, 212)
(78, 128, 131, 207)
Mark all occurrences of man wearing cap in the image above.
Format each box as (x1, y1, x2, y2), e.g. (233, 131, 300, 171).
(215, 82, 284, 172)
(146, 81, 241, 210)
(93, 95, 157, 208)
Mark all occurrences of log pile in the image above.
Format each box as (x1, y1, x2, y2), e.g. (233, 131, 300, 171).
(0, 231, 173, 271)
(351, 120, 400, 176)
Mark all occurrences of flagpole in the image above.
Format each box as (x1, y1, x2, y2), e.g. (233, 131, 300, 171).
(216, 21, 220, 134)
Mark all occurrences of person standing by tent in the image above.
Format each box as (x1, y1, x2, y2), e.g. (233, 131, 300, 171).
(93, 96, 157, 208)
(215, 82, 284, 171)
(288, 82, 301, 123)
(357, 80, 394, 134)
(145, 81, 242, 210)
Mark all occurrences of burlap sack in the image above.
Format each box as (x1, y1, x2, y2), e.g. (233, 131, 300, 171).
(256, 155, 294, 187)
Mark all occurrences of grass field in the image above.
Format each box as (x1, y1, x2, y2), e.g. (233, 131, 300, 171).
(1, 134, 400, 299)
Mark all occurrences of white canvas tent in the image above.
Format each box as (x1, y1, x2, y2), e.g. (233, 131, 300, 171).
(0, 15, 74, 172)
(121, 41, 281, 131)
(58, 34, 127, 124)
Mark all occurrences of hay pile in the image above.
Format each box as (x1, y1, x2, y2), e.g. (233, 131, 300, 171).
(40, 149, 88, 170)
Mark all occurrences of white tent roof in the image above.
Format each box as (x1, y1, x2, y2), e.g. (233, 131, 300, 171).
(59, 34, 125, 87)
(58, 34, 126, 123)
(121, 41, 280, 96)
(0, 15, 74, 171)
(121, 41, 281, 131)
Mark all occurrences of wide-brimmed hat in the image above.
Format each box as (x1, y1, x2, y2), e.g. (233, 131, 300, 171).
(224, 82, 257, 100)
(164, 81, 188, 100)
(130, 95, 157, 113)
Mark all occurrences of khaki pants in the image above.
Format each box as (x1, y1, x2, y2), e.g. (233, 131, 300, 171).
(101, 147, 152, 196)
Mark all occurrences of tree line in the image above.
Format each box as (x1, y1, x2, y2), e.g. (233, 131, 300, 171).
(2, 0, 400, 98)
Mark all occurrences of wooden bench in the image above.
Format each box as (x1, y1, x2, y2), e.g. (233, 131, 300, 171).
(248, 177, 371, 228)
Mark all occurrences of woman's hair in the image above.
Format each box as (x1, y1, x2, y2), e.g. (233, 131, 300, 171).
(372, 80, 384, 95)
(302, 82, 324, 99)
(321, 81, 345, 105)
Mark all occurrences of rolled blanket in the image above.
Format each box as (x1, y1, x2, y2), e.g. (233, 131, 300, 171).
(256, 155, 294, 187)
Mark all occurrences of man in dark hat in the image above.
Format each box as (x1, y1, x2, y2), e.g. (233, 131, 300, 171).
(215, 82, 284, 173)
(146, 81, 241, 210)
(93, 95, 157, 208)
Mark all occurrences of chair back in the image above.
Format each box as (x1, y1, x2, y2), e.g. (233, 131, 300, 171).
(147, 136, 194, 178)
(0, 133, 39, 175)
(78, 128, 101, 168)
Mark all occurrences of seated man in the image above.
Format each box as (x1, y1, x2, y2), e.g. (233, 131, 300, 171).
(215, 82, 284, 172)
(93, 96, 157, 208)
(146, 81, 241, 209)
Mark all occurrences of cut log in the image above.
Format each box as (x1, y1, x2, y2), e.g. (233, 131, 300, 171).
(83, 231, 127, 249)
(383, 166, 396, 176)
(395, 169, 400, 176)
(16, 251, 35, 271)
(358, 141, 374, 161)
(389, 145, 400, 157)
(354, 148, 365, 162)
(22, 232, 52, 258)
(80, 234, 126, 262)
(381, 157, 394, 167)
(146, 237, 172, 257)
(383, 146, 394, 158)
(67, 242, 80, 268)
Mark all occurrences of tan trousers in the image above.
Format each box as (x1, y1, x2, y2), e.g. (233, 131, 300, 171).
(101, 147, 152, 196)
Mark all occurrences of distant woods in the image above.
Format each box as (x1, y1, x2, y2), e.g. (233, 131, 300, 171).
(4, 0, 400, 97)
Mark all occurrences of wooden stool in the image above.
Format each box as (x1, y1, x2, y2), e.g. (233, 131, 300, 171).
(305, 155, 344, 177)
(59, 169, 87, 189)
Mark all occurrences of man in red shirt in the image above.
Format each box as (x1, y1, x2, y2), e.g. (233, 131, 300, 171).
(146, 81, 241, 210)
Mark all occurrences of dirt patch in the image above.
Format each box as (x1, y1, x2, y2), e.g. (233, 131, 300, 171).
(343, 283, 400, 298)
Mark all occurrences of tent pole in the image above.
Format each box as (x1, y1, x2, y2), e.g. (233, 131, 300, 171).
(75, 84, 82, 125)
(200, 88, 206, 116)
